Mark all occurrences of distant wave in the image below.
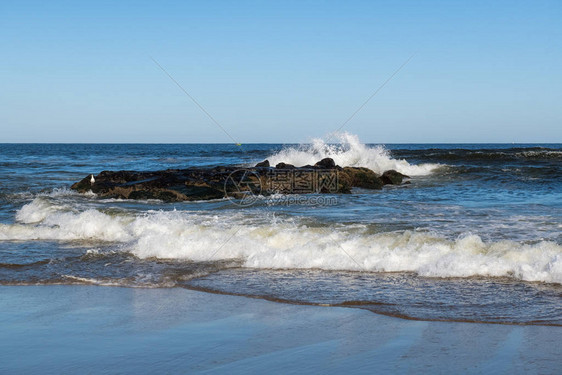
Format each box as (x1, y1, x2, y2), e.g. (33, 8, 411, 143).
(0, 259, 51, 269)
(398, 147, 562, 162)
(2, 198, 561, 284)
(265, 133, 441, 176)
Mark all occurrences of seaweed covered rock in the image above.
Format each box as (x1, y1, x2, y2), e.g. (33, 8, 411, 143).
(314, 158, 336, 169)
(381, 170, 409, 185)
(341, 167, 384, 190)
(71, 160, 409, 202)
(275, 162, 296, 169)
(72, 168, 235, 202)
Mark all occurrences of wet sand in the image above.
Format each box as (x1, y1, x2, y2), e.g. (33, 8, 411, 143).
(0, 285, 560, 374)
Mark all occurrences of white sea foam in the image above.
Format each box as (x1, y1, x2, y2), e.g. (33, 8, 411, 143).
(266, 133, 441, 176)
(39, 187, 79, 198)
(8, 187, 80, 203)
(2, 199, 561, 284)
(15, 198, 67, 224)
(9, 199, 132, 241)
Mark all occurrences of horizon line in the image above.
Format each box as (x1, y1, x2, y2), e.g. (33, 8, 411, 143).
(1, 142, 561, 145)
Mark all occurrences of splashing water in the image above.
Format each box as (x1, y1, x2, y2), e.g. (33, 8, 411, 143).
(267, 133, 441, 176)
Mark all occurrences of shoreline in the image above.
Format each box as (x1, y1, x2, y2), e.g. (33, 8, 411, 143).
(2, 279, 560, 327)
(182, 283, 562, 327)
(1, 285, 560, 374)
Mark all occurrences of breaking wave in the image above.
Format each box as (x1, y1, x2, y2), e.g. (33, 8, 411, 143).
(266, 133, 441, 176)
(2, 198, 561, 284)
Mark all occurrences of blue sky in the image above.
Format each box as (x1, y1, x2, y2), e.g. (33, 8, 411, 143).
(1, 0, 560, 143)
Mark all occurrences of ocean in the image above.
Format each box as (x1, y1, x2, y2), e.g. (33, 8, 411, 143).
(1, 133, 561, 326)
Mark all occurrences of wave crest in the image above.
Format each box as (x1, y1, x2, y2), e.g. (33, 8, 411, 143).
(2, 199, 561, 284)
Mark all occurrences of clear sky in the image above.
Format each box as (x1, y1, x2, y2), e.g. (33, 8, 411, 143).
(1, 0, 560, 143)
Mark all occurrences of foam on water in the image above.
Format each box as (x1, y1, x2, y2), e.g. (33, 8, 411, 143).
(2, 199, 561, 284)
(8, 198, 132, 241)
(266, 133, 440, 175)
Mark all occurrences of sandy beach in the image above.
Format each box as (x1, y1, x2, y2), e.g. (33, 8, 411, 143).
(1, 285, 559, 374)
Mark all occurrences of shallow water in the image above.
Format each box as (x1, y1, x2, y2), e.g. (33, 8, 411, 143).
(1, 134, 561, 325)
(2, 286, 561, 374)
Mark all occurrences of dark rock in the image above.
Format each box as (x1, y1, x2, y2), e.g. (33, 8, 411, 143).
(255, 160, 270, 168)
(212, 166, 229, 173)
(275, 162, 296, 169)
(381, 170, 409, 185)
(314, 158, 337, 169)
(71, 168, 234, 202)
(341, 167, 384, 190)
(71, 163, 405, 202)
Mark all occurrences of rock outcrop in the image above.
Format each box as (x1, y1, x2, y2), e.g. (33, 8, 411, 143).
(314, 157, 337, 169)
(254, 160, 270, 168)
(381, 170, 409, 185)
(341, 167, 384, 190)
(71, 159, 409, 202)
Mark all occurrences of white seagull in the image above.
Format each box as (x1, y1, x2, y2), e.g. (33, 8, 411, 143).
(90, 174, 95, 184)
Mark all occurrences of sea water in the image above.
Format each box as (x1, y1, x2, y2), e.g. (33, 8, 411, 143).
(1, 133, 561, 325)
